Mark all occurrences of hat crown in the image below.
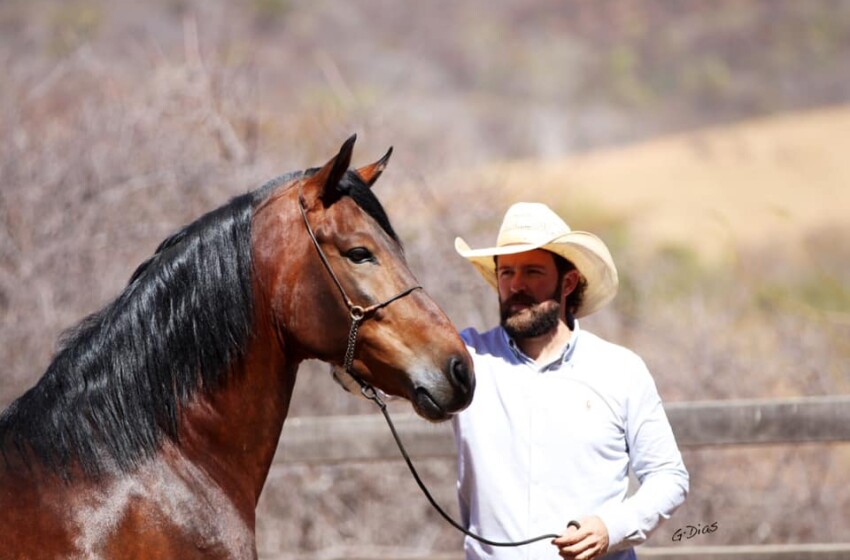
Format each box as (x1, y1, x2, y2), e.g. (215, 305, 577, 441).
(497, 202, 571, 246)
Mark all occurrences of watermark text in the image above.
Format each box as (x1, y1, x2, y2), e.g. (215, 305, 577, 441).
(672, 522, 718, 542)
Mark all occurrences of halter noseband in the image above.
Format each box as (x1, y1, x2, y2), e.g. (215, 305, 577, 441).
(298, 190, 421, 381)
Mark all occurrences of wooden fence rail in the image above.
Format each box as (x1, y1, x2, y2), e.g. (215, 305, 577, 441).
(272, 395, 850, 559)
(276, 395, 850, 465)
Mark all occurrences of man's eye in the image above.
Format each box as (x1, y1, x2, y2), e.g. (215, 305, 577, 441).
(345, 247, 375, 264)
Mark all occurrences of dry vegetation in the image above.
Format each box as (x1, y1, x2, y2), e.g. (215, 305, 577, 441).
(1, 1, 849, 558)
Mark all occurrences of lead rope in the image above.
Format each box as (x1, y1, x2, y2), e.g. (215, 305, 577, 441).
(358, 383, 580, 548)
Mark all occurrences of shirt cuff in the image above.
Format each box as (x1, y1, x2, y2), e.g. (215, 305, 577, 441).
(595, 503, 642, 552)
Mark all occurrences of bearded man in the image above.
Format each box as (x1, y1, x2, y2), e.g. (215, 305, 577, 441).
(452, 202, 688, 560)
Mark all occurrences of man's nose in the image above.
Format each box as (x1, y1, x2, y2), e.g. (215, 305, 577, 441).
(510, 272, 526, 293)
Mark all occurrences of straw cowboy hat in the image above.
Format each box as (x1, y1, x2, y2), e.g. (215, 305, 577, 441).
(454, 202, 619, 318)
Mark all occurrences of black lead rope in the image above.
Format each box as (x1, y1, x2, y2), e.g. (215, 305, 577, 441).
(359, 384, 581, 548)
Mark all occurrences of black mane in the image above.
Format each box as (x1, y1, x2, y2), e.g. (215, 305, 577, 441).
(0, 167, 399, 478)
(0, 189, 256, 478)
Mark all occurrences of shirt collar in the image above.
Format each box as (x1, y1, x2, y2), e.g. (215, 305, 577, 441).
(501, 320, 581, 372)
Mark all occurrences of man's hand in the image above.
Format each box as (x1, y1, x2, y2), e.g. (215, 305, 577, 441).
(551, 516, 609, 560)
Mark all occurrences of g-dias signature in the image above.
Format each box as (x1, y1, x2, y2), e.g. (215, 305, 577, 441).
(672, 521, 719, 542)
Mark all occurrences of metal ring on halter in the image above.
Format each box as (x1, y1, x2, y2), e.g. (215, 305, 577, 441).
(360, 384, 384, 407)
(350, 306, 365, 321)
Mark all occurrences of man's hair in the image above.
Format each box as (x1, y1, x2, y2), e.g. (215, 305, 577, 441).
(553, 253, 587, 317)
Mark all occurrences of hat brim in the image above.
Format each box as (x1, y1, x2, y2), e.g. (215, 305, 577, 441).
(455, 231, 619, 318)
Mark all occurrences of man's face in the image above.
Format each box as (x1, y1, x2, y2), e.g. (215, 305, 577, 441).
(497, 250, 562, 339)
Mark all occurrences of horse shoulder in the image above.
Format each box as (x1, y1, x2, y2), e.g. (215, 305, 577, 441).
(97, 454, 258, 559)
(0, 456, 256, 559)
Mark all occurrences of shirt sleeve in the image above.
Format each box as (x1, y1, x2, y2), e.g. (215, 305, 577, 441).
(595, 361, 689, 551)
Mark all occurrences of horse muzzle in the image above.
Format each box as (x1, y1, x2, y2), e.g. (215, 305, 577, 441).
(410, 354, 475, 422)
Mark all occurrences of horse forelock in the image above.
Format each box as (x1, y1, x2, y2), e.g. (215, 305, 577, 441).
(269, 166, 400, 245)
(338, 170, 401, 246)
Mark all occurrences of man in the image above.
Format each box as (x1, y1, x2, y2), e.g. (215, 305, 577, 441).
(452, 202, 688, 560)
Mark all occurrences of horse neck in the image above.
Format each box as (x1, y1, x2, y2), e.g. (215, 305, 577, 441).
(175, 292, 298, 515)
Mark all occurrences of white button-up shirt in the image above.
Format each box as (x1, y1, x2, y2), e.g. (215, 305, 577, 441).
(452, 322, 689, 559)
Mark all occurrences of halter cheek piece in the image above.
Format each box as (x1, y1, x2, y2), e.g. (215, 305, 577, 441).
(299, 190, 580, 548)
(298, 191, 421, 385)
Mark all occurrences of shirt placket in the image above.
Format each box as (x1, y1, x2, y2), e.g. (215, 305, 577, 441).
(528, 368, 550, 559)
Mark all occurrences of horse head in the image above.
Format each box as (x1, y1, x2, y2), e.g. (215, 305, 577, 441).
(252, 136, 475, 421)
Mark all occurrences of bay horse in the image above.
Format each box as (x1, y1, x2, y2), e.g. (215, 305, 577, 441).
(0, 136, 475, 559)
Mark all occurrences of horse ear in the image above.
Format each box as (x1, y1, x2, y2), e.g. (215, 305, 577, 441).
(354, 147, 393, 188)
(313, 134, 357, 202)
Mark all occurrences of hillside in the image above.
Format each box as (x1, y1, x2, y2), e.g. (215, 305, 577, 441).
(479, 105, 850, 264)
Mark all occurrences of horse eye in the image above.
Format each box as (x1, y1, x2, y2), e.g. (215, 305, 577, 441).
(345, 247, 375, 264)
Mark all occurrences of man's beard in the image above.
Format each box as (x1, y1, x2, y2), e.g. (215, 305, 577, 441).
(500, 291, 562, 340)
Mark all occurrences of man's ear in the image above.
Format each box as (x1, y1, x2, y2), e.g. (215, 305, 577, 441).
(559, 269, 581, 330)
(561, 269, 580, 299)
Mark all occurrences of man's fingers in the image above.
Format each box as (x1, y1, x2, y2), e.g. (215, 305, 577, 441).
(557, 537, 594, 560)
(554, 530, 592, 557)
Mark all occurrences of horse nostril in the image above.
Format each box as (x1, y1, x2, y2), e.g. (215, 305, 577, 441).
(449, 356, 473, 393)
